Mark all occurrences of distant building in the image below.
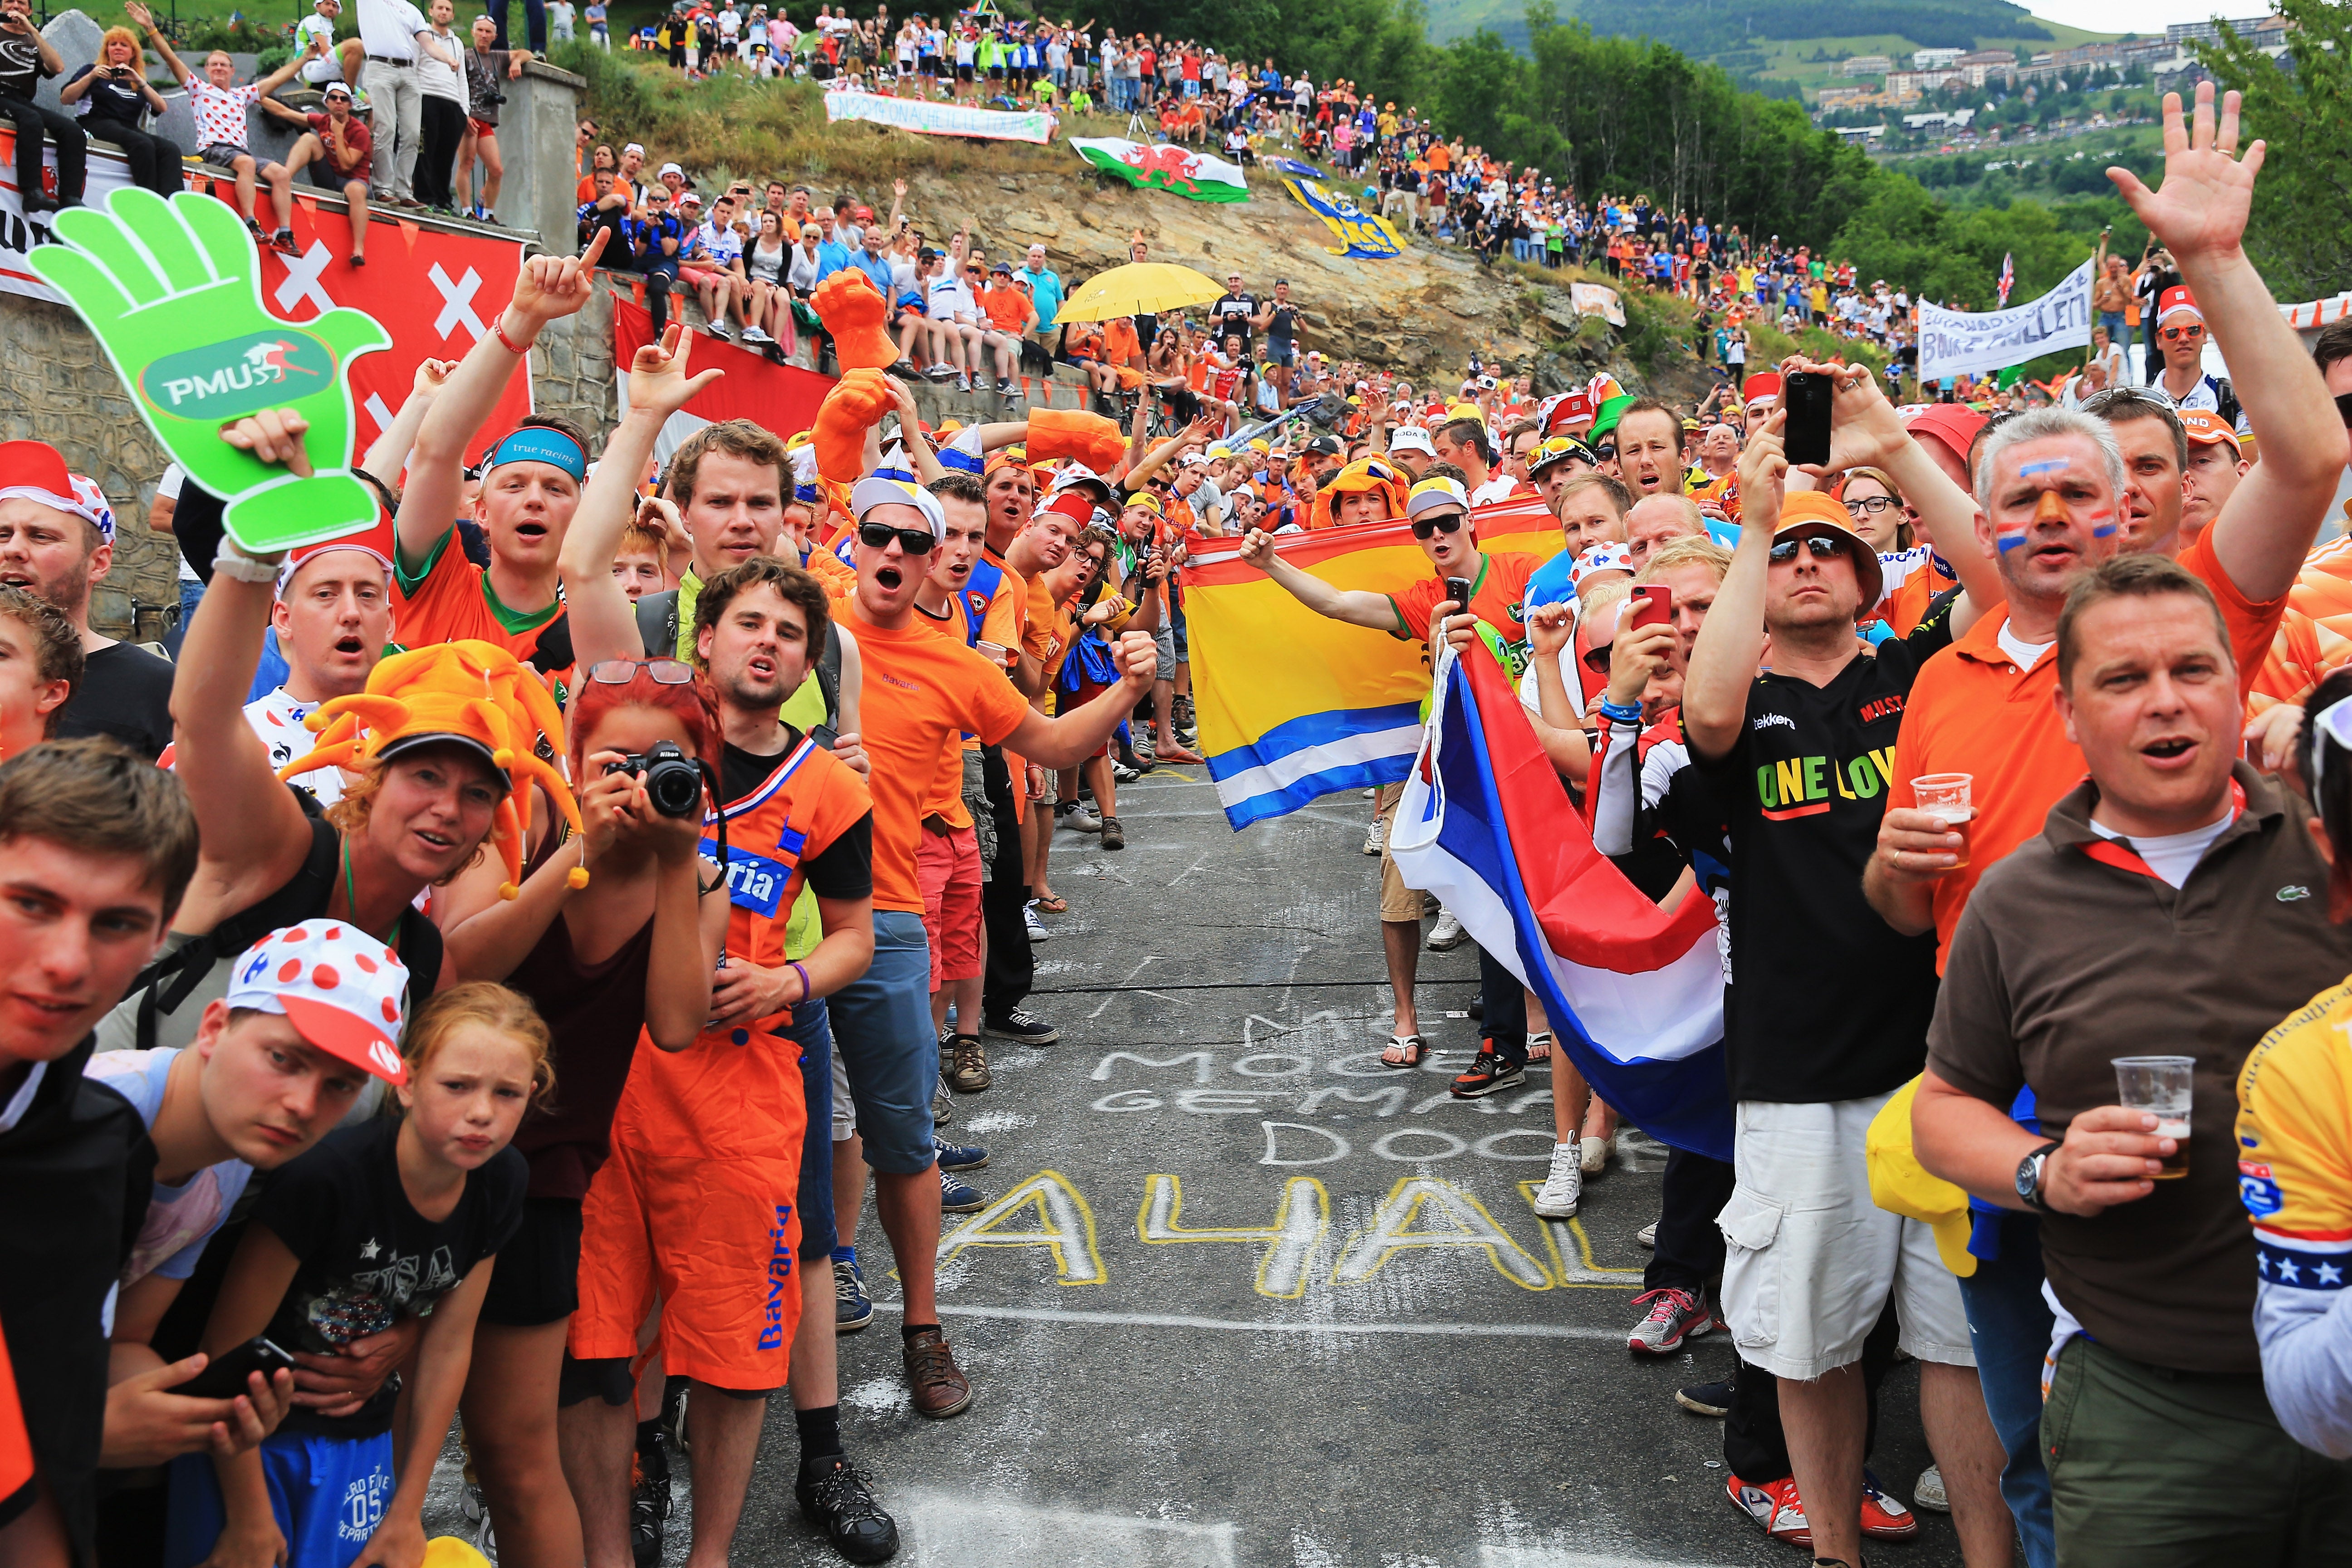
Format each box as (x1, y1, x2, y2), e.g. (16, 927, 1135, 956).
(1832, 124, 1885, 142)
(1903, 107, 1977, 131)
(1841, 54, 1893, 78)
(1887, 69, 1968, 95)
(2168, 15, 2289, 46)
(1911, 47, 1965, 71)
(1817, 85, 1871, 108)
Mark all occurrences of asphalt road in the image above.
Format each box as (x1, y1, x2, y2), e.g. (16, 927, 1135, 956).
(428, 764, 1970, 1568)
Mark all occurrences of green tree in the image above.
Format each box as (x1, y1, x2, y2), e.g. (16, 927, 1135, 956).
(2201, 0, 2352, 301)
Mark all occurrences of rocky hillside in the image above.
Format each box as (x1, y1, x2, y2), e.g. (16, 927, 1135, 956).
(878, 158, 1722, 401)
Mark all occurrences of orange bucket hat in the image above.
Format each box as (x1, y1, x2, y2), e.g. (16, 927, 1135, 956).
(279, 640, 587, 899)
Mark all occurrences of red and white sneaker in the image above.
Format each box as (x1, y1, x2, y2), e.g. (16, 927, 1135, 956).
(1860, 1471, 1919, 1540)
(1726, 1472, 1810, 1547)
(1626, 1285, 1715, 1353)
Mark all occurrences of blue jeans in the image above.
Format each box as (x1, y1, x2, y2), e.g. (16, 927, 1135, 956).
(785, 1000, 838, 1261)
(163, 576, 204, 658)
(1958, 1212, 2056, 1568)
(2098, 309, 2124, 340)
(822, 910, 937, 1176)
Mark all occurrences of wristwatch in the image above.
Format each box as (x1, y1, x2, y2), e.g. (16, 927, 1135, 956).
(2015, 1140, 2063, 1213)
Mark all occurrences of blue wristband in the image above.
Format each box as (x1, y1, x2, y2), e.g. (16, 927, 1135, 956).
(1597, 699, 1643, 725)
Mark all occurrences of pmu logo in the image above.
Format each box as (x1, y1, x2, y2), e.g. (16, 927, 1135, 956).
(757, 1202, 796, 1350)
(141, 331, 333, 421)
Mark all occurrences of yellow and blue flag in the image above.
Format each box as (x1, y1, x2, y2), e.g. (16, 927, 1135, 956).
(1181, 495, 1558, 828)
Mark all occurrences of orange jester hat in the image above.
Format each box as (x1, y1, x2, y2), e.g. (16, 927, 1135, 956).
(277, 640, 588, 899)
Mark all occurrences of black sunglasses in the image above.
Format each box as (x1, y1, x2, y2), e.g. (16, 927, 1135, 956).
(1769, 535, 1845, 564)
(859, 519, 936, 554)
(2336, 391, 2352, 431)
(1409, 512, 1465, 540)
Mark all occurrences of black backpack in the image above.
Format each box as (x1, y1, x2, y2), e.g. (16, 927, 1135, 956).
(634, 587, 843, 733)
(124, 794, 444, 1052)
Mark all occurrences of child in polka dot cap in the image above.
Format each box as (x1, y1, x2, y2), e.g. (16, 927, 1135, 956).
(224, 923, 413, 1087)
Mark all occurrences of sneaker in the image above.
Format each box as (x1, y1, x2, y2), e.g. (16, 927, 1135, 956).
(1862, 1470, 1920, 1538)
(1530, 1142, 1582, 1217)
(1111, 758, 1142, 784)
(1426, 910, 1469, 950)
(1061, 802, 1103, 833)
(473, 1509, 499, 1563)
(1173, 694, 1196, 728)
(833, 1257, 873, 1333)
(944, 1033, 990, 1093)
(1676, 1374, 1735, 1417)
(1362, 819, 1385, 855)
(706, 320, 733, 340)
(956, 373, 972, 393)
(922, 363, 956, 381)
(740, 324, 774, 345)
(461, 1482, 489, 1524)
(629, 1464, 671, 1568)
(1637, 1220, 1658, 1249)
(1450, 1046, 1525, 1099)
(934, 1134, 988, 1172)
(984, 1007, 1061, 1046)
(1911, 1463, 1948, 1514)
(940, 1164, 987, 1213)
(1023, 903, 1050, 942)
(1627, 1286, 1715, 1354)
(996, 376, 1016, 394)
(1100, 815, 1125, 851)
(902, 1327, 973, 1418)
(794, 1455, 900, 1564)
(270, 228, 300, 255)
(932, 1071, 954, 1126)
(1581, 1130, 1617, 1175)
(1727, 1472, 1811, 1547)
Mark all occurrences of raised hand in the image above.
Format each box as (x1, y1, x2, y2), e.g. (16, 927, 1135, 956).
(2108, 82, 2260, 268)
(812, 268, 899, 369)
(1738, 407, 1788, 535)
(510, 225, 612, 329)
(30, 189, 389, 554)
(627, 320, 725, 420)
(812, 366, 898, 482)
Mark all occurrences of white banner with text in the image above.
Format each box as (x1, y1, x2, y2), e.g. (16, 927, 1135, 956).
(1918, 255, 2094, 381)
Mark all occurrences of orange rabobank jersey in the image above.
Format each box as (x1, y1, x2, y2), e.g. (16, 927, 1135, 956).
(610, 737, 870, 1162)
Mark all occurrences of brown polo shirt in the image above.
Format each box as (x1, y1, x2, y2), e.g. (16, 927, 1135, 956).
(1926, 761, 2352, 1375)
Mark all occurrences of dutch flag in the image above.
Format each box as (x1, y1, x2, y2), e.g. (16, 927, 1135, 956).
(1390, 643, 1735, 1160)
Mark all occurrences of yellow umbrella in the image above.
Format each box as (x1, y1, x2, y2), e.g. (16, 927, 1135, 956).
(1053, 261, 1225, 324)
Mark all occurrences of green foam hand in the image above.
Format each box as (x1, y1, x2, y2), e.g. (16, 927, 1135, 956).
(29, 187, 391, 555)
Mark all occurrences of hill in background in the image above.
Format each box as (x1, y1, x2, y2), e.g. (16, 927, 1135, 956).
(1421, 0, 2119, 95)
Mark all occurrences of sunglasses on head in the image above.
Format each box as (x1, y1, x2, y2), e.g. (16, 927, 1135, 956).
(1410, 512, 1465, 539)
(859, 519, 937, 554)
(1769, 534, 1845, 564)
(588, 658, 695, 685)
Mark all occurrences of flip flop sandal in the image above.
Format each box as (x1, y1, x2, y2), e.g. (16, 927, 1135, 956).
(1030, 893, 1069, 914)
(1379, 1034, 1428, 1068)
(1528, 1031, 1554, 1060)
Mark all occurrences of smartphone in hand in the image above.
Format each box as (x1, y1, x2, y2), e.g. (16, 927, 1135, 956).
(1442, 575, 1473, 621)
(1629, 583, 1672, 630)
(172, 1338, 297, 1401)
(1784, 371, 1833, 468)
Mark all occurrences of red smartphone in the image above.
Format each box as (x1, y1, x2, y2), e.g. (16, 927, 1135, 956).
(1629, 583, 1673, 629)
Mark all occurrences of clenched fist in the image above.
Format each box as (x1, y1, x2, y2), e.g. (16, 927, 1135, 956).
(812, 269, 900, 372)
(1027, 407, 1127, 476)
(813, 367, 899, 484)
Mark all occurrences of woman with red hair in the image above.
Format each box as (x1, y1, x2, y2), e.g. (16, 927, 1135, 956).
(431, 658, 730, 1568)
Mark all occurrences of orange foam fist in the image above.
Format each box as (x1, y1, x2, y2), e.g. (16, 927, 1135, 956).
(813, 270, 900, 372)
(813, 368, 899, 484)
(1027, 407, 1126, 476)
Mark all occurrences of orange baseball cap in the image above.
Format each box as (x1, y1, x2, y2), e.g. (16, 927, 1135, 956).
(2177, 409, 2237, 449)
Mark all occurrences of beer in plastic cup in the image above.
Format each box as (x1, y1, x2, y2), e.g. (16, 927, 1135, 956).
(2113, 1054, 2194, 1179)
(975, 640, 1008, 667)
(1911, 773, 1976, 869)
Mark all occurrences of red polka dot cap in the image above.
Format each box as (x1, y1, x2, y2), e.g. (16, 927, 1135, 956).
(224, 923, 413, 1087)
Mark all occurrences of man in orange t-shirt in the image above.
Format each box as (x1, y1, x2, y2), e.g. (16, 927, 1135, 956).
(825, 474, 1156, 1416)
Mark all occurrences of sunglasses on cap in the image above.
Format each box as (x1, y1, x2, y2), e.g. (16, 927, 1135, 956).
(589, 658, 695, 685)
(1769, 534, 1846, 564)
(1409, 511, 1466, 539)
(859, 519, 937, 554)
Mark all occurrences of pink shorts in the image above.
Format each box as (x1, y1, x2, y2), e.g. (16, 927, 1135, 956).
(916, 823, 983, 988)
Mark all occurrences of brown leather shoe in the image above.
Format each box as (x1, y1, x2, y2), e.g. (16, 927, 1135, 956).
(945, 1034, 991, 1094)
(903, 1328, 972, 1418)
